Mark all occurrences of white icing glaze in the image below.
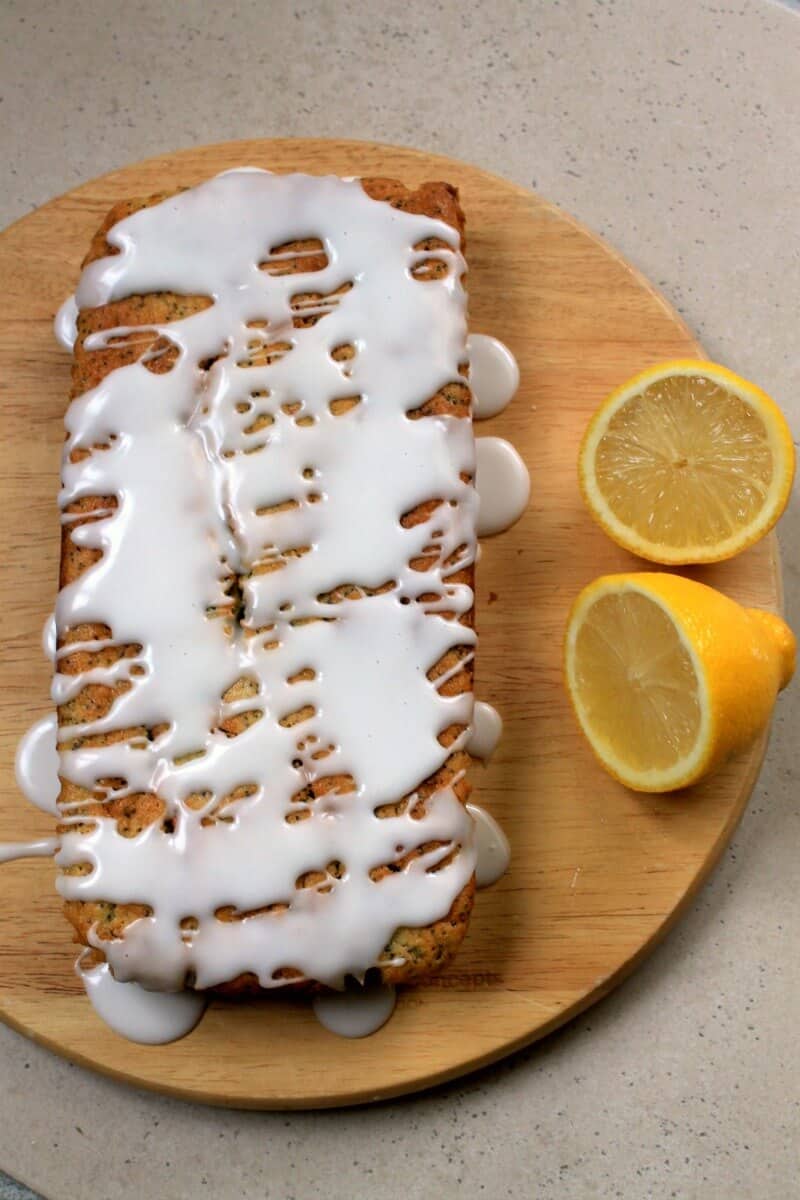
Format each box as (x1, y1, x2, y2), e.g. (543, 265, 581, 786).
(42, 613, 57, 663)
(466, 804, 510, 888)
(77, 956, 206, 1044)
(55, 169, 478, 997)
(0, 838, 59, 865)
(312, 977, 396, 1038)
(467, 334, 519, 419)
(467, 701, 502, 762)
(475, 437, 530, 536)
(14, 713, 60, 815)
(54, 294, 78, 351)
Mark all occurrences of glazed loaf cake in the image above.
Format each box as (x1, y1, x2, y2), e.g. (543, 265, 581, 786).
(55, 171, 478, 994)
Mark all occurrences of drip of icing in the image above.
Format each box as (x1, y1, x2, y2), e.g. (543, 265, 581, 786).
(466, 804, 510, 888)
(475, 437, 530, 536)
(54, 294, 78, 351)
(467, 334, 519, 419)
(467, 701, 502, 762)
(14, 713, 60, 815)
(312, 978, 396, 1038)
(54, 169, 479, 997)
(0, 838, 59, 865)
(77, 957, 206, 1044)
(42, 613, 57, 663)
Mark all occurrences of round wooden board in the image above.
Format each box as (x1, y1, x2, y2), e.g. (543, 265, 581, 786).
(0, 139, 781, 1109)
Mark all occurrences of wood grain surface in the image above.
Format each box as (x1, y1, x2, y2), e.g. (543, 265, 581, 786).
(0, 139, 781, 1108)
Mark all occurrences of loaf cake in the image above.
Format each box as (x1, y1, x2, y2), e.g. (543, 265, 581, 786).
(54, 169, 478, 997)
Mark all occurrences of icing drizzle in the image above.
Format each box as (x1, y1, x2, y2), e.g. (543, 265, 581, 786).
(42, 613, 57, 663)
(77, 955, 206, 1044)
(54, 295, 79, 352)
(467, 804, 510, 888)
(466, 701, 503, 762)
(468, 334, 519, 419)
(15, 713, 60, 815)
(475, 437, 530, 536)
(312, 975, 397, 1038)
(0, 839, 59, 865)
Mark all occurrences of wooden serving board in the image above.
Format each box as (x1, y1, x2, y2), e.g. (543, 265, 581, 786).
(0, 139, 781, 1108)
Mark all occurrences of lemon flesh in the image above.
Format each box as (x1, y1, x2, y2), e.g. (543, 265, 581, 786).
(580, 362, 795, 564)
(597, 374, 773, 548)
(571, 588, 702, 778)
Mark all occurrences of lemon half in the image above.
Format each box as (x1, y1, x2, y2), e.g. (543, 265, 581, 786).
(579, 361, 795, 564)
(565, 573, 795, 792)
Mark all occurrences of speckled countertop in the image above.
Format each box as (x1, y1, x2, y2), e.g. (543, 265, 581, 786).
(1, 1, 798, 1197)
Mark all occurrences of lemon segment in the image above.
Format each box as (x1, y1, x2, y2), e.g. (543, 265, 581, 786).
(565, 573, 796, 792)
(579, 361, 795, 564)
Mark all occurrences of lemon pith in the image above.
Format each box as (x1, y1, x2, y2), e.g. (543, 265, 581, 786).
(579, 360, 795, 564)
(565, 573, 796, 792)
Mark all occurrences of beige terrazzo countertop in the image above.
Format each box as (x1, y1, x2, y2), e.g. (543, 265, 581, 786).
(1, 1, 798, 1197)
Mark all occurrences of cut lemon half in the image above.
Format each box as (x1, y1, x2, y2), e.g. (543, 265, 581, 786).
(565, 573, 795, 792)
(579, 361, 795, 564)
